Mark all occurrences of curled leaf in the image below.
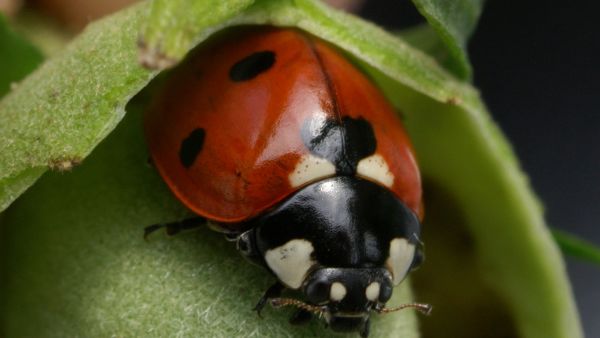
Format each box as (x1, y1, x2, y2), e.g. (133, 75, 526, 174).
(0, 4, 156, 211)
(411, 0, 485, 79)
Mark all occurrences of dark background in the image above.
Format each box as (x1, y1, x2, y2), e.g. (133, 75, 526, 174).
(360, 0, 600, 337)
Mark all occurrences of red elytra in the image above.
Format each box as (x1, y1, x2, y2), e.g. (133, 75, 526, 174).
(144, 26, 422, 229)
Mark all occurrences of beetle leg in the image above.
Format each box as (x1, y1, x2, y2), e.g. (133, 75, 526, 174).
(253, 282, 285, 317)
(360, 317, 371, 338)
(143, 217, 205, 240)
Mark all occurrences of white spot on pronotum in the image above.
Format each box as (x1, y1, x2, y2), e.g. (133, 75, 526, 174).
(386, 238, 416, 285)
(289, 154, 336, 187)
(265, 239, 316, 289)
(365, 282, 381, 301)
(330, 282, 347, 301)
(357, 154, 394, 187)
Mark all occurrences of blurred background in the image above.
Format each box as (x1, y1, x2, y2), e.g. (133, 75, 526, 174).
(1, 0, 598, 336)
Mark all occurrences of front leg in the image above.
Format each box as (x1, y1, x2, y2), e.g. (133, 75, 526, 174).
(360, 318, 371, 338)
(253, 282, 285, 317)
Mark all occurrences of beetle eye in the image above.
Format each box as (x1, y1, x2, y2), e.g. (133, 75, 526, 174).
(379, 282, 393, 303)
(238, 240, 249, 254)
(410, 246, 424, 270)
(236, 232, 253, 256)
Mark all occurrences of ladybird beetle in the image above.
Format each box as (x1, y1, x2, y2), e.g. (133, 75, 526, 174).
(144, 26, 429, 337)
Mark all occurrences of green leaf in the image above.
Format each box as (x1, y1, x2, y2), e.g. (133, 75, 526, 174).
(139, 0, 256, 69)
(553, 229, 600, 265)
(411, 0, 485, 79)
(0, 0, 583, 337)
(0, 14, 44, 97)
(10, 10, 73, 57)
(0, 3, 157, 212)
(397, 24, 447, 62)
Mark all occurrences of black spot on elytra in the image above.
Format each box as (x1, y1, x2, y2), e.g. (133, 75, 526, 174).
(229, 51, 276, 82)
(179, 128, 205, 168)
(301, 116, 376, 175)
